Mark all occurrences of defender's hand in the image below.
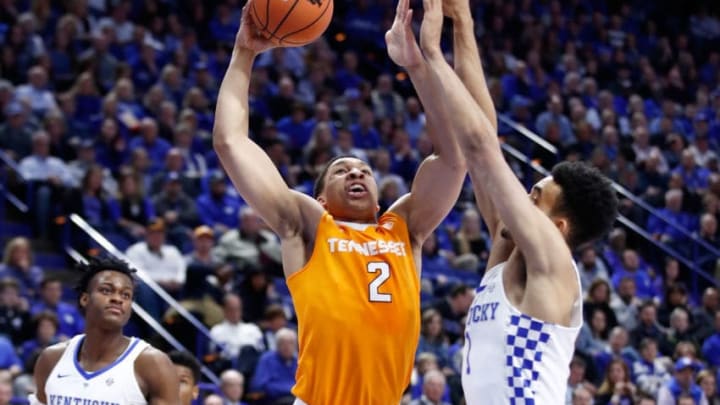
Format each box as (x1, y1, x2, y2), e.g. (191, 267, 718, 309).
(420, 0, 443, 59)
(385, 0, 423, 68)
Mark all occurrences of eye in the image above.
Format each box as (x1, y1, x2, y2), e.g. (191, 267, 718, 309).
(100, 287, 110, 294)
(334, 168, 347, 175)
(361, 169, 372, 175)
(121, 292, 132, 300)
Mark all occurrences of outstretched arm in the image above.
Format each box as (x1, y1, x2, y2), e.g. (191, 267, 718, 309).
(420, 1, 572, 274)
(443, 0, 505, 245)
(385, 0, 466, 245)
(213, 6, 321, 242)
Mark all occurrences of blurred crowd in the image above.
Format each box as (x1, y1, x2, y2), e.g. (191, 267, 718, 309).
(0, 0, 720, 404)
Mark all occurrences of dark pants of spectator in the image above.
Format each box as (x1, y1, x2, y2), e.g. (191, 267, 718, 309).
(135, 282, 169, 321)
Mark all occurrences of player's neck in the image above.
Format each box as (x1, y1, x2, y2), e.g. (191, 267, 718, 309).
(81, 330, 129, 361)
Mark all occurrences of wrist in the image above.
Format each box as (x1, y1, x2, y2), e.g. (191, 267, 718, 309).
(451, 13, 474, 29)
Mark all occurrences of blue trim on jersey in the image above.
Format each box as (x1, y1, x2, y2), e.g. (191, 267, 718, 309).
(505, 314, 551, 404)
(73, 337, 140, 380)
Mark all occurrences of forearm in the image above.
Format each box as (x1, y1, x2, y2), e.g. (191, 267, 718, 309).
(213, 48, 256, 146)
(452, 15, 497, 129)
(406, 62, 463, 162)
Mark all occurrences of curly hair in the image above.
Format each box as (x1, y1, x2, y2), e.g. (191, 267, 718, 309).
(550, 162, 619, 249)
(74, 255, 137, 298)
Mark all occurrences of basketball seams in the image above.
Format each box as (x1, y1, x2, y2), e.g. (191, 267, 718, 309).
(271, 0, 301, 37)
(279, 0, 332, 42)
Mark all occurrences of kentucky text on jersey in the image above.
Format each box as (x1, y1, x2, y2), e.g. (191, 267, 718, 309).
(48, 395, 119, 405)
(326, 238, 407, 256)
(467, 301, 500, 324)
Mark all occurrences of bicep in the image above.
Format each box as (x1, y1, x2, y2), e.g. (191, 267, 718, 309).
(391, 155, 465, 243)
(215, 138, 302, 238)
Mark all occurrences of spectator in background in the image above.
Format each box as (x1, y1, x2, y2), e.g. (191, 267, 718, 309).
(660, 307, 696, 357)
(0, 379, 10, 405)
(583, 279, 619, 333)
(428, 284, 473, 344)
(594, 359, 637, 405)
(658, 284, 692, 328)
(0, 102, 34, 159)
(30, 277, 84, 339)
(152, 171, 200, 247)
(571, 385, 594, 405)
(611, 249, 655, 300)
(0, 336, 21, 377)
(0, 237, 43, 298)
(209, 294, 264, 363)
(416, 309, 452, 373)
(594, 326, 641, 381)
(15, 65, 58, 117)
(258, 304, 289, 353)
(696, 370, 720, 405)
(196, 171, 242, 235)
(219, 369, 248, 405)
(566, 356, 597, 404)
(409, 369, 451, 405)
(633, 338, 672, 398)
(451, 209, 488, 272)
(611, 277, 642, 332)
(0, 278, 31, 345)
(18, 311, 59, 367)
(249, 328, 297, 405)
(18, 131, 74, 239)
(701, 310, 720, 368)
(657, 357, 706, 405)
(213, 206, 282, 277)
(117, 170, 156, 243)
(125, 218, 186, 319)
(577, 246, 611, 294)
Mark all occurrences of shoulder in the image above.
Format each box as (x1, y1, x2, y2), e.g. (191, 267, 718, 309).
(35, 341, 71, 376)
(135, 345, 174, 381)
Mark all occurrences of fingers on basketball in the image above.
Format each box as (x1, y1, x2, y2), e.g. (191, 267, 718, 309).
(249, 0, 334, 47)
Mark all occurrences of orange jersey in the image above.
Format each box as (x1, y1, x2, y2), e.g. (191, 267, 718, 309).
(287, 211, 420, 405)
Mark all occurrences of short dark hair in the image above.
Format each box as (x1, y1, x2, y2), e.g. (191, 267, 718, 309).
(40, 275, 62, 289)
(449, 284, 470, 298)
(312, 154, 362, 197)
(74, 255, 137, 298)
(550, 162, 618, 248)
(168, 350, 201, 385)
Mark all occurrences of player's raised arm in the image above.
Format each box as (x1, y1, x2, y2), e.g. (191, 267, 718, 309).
(419, 0, 571, 274)
(213, 6, 311, 240)
(441, 0, 507, 246)
(384, 0, 466, 245)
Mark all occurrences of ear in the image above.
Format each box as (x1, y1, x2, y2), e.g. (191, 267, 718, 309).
(316, 196, 327, 209)
(376, 204, 380, 213)
(79, 292, 89, 310)
(192, 385, 199, 400)
(554, 217, 570, 239)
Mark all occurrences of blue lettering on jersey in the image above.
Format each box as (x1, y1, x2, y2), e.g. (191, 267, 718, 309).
(49, 395, 119, 405)
(467, 302, 499, 324)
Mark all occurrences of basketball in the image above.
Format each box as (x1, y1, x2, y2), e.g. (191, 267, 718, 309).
(250, 0, 334, 46)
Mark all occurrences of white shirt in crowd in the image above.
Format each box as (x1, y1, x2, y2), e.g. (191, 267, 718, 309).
(209, 321, 264, 359)
(125, 242, 186, 284)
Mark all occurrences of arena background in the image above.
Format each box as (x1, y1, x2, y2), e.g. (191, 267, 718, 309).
(0, 0, 719, 404)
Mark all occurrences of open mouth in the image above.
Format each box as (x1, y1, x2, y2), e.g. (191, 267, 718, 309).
(347, 183, 368, 198)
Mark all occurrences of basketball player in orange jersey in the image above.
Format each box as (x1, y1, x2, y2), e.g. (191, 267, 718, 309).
(213, 3, 466, 405)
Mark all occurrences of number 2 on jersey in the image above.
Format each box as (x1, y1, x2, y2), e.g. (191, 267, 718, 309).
(367, 262, 391, 302)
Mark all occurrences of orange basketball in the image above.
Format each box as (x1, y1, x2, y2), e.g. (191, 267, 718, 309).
(250, 0, 334, 46)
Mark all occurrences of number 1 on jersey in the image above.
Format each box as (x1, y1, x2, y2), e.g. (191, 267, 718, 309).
(367, 262, 392, 303)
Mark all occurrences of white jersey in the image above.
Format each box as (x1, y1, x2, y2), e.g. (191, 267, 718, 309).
(44, 334, 149, 405)
(461, 262, 582, 405)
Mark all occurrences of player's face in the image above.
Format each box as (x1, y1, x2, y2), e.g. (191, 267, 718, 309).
(530, 176, 569, 235)
(81, 271, 134, 328)
(174, 365, 198, 405)
(318, 158, 379, 222)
